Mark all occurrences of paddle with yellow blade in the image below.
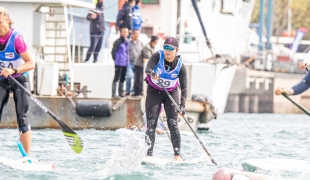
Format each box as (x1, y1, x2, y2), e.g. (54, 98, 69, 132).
(7, 74, 83, 154)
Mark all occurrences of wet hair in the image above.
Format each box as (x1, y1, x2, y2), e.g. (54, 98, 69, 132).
(151, 35, 158, 42)
(135, 0, 140, 4)
(0, 7, 13, 27)
(128, 0, 134, 3)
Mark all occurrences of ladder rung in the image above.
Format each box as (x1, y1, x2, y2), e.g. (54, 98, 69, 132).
(46, 37, 67, 39)
(43, 53, 67, 55)
(45, 45, 67, 47)
(46, 28, 66, 31)
(46, 20, 65, 23)
(59, 69, 70, 71)
(54, 61, 68, 63)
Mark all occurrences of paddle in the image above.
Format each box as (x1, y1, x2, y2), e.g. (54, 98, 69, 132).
(281, 93, 310, 116)
(157, 78, 217, 166)
(281, 67, 310, 116)
(1, 70, 83, 154)
(158, 116, 186, 161)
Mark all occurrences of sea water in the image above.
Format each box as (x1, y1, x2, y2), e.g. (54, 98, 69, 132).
(0, 113, 310, 180)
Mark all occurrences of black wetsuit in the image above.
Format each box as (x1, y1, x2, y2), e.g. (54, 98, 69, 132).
(144, 51, 187, 156)
(0, 75, 31, 133)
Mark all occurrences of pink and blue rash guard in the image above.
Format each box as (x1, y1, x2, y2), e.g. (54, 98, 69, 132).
(0, 28, 28, 79)
(145, 50, 183, 92)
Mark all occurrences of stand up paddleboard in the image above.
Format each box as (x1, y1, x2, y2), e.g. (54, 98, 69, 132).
(212, 168, 271, 180)
(0, 156, 55, 171)
(242, 158, 310, 172)
(0, 140, 55, 171)
(141, 156, 187, 166)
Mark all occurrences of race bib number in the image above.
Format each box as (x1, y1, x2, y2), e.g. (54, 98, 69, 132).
(156, 79, 171, 87)
(152, 78, 178, 89)
(0, 58, 24, 69)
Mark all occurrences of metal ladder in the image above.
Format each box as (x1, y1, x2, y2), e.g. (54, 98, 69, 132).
(41, 5, 75, 90)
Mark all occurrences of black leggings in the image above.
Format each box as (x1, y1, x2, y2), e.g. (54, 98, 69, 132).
(85, 32, 104, 62)
(134, 66, 143, 96)
(145, 85, 181, 156)
(0, 74, 31, 133)
(113, 65, 127, 83)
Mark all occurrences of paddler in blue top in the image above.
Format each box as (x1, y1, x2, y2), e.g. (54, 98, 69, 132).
(144, 36, 187, 161)
(0, 7, 35, 156)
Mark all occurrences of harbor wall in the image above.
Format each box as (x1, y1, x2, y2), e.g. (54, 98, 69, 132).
(225, 66, 310, 114)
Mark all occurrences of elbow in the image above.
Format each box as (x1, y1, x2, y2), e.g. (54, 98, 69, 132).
(29, 62, 35, 71)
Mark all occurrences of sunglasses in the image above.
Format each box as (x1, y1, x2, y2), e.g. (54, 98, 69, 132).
(163, 45, 175, 51)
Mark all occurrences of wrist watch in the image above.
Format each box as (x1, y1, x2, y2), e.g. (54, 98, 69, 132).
(12, 67, 18, 75)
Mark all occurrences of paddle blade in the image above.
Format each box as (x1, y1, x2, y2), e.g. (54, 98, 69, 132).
(63, 132, 83, 154)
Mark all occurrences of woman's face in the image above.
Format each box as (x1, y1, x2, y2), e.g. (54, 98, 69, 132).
(0, 14, 10, 36)
(163, 45, 178, 61)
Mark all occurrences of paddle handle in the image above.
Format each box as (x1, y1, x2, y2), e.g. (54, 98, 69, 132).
(157, 79, 217, 166)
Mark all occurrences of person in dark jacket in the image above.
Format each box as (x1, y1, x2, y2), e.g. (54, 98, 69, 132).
(116, 0, 135, 37)
(84, 0, 105, 63)
(133, 35, 158, 96)
(111, 27, 129, 98)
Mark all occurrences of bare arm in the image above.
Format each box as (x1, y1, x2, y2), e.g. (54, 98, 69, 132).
(17, 50, 35, 73)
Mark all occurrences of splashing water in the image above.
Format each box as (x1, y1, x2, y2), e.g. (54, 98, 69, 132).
(103, 132, 149, 175)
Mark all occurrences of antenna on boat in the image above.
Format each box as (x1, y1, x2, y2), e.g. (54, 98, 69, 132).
(190, 0, 221, 60)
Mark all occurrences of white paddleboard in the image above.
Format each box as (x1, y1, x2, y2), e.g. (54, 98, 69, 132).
(141, 156, 186, 166)
(115, 128, 145, 135)
(242, 158, 310, 172)
(0, 156, 55, 171)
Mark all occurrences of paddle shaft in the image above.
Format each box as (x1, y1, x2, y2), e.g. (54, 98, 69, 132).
(282, 93, 310, 116)
(157, 78, 217, 165)
(7, 75, 75, 134)
(0, 71, 83, 153)
(158, 116, 185, 160)
(281, 68, 310, 116)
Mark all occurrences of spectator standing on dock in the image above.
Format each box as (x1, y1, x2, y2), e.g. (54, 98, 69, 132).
(144, 37, 187, 161)
(0, 7, 35, 154)
(126, 30, 143, 96)
(111, 27, 129, 98)
(84, 0, 105, 63)
(132, 0, 143, 31)
(116, 0, 135, 38)
(133, 35, 158, 96)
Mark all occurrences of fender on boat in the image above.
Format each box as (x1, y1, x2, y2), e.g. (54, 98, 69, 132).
(75, 100, 112, 117)
(212, 168, 270, 180)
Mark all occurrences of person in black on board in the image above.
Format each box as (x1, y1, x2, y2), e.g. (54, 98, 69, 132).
(144, 36, 187, 161)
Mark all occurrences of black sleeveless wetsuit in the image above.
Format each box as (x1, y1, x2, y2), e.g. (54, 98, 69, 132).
(144, 51, 187, 156)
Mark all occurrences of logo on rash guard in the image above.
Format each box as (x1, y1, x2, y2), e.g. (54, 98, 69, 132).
(5, 52, 15, 59)
(171, 74, 178, 78)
